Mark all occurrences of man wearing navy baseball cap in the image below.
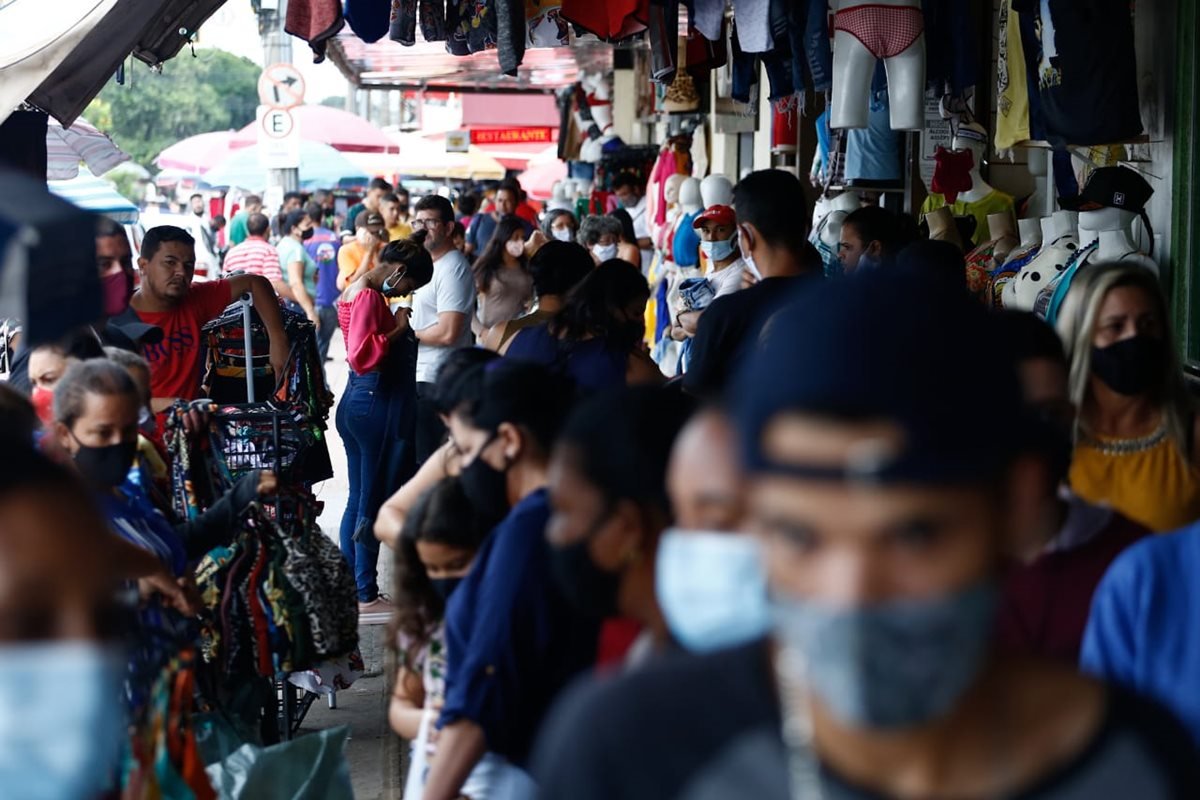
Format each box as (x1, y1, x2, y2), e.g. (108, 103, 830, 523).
(533, 270, 1198, 798)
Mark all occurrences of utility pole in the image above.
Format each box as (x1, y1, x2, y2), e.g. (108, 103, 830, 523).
(255, 0, 299, 195)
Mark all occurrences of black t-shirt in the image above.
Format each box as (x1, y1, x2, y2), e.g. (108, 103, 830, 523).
(533, 641, 1200, 800)
(683, 277, 801, 399)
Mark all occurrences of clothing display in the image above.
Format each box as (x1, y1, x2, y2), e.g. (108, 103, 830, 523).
(844, 90, 903, 183)
(994, 0, 1031, 150)
(920, 190, 1016, 246)
(833, 3, 925, 61)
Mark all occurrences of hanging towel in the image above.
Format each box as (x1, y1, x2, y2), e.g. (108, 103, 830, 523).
(286, 0, 346, 63)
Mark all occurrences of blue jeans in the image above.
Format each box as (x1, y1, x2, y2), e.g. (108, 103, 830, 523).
(335, 369, 415, 602)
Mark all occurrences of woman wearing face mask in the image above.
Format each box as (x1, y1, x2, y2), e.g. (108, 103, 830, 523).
(1058, 263, 1200, 532)
(421, 360, 597, 800)
(471, 214, 533, 336)
(578, 215, 629, 267)
(278, 208, 321, 328)
(337, 234, 435, 615)
(608, 210, 644, 268)
(541, 209, 578, 246)
(480, 241, 594, 355)
(546, 386, 695, 665)
(389, 477, 500, 800)
(506, 259, 654, 392)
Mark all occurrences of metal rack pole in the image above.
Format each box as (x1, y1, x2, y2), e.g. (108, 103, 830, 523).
(240, 293, 256, 404)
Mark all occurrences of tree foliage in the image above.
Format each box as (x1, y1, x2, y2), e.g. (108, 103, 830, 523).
(86, 48, 259, 169)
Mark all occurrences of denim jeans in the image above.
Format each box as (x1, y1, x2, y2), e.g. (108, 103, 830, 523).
(316, 304, 338, 362)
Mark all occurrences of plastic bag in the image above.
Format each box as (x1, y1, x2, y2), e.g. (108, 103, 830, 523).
(203, 725, 353, 800)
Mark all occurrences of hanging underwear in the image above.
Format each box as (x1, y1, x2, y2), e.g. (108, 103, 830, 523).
(931, 146, 975, 205)
(833, 3, 925, 60)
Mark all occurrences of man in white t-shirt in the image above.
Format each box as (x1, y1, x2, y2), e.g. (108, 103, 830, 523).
(411, 194, 476, 463)
(613, 173, 653, 274)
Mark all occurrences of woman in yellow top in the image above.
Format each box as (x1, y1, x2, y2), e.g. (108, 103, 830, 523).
(1058, 262, 1200, 532)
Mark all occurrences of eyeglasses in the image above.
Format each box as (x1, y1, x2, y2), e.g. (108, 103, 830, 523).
(411, 217, 443, 230)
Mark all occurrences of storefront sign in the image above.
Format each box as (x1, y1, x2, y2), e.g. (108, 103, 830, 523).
(258, 63, 306, 110)
(257, 105, 301, 169)
(919, 93, 953, 190)
(446, 130, 471, 153)
(470, 128, 553, 145)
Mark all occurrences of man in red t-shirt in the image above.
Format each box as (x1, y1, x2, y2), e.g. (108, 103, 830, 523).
(130, 225, 289, 409)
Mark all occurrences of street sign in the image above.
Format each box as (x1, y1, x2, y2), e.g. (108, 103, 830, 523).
(446, 130, 470, 153)
(257, 63, 307, 110)
(257, 105, 301, 169)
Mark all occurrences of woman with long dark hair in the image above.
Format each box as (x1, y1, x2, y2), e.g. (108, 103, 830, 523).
(505, 258, 658, 391)
(472, 214, 533, 336)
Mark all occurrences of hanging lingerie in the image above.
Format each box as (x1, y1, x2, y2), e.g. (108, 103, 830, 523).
(833, 3, 925, 60)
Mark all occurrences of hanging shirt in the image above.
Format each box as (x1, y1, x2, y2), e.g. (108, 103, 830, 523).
(995, 0, 1031, 150)
(920, 190, 1016, 246)
(136, 280, 232, 401)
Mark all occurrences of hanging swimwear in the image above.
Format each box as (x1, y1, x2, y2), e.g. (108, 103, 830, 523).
(833, 2, 925, 60)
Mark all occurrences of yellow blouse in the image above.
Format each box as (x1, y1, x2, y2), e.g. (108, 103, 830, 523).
(1069, 425, 1200, 533)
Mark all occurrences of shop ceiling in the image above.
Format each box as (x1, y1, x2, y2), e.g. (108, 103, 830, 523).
(326, 29, 615, 94)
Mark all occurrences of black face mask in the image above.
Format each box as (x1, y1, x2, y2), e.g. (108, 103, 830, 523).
(300, 227, 315, 241)
(1091, 336, 1166, 397)
(73, 439, 137, 489)
(549, 509, 621, 619)
(429, 576, 464, 602)
(459, 441, 511, 520)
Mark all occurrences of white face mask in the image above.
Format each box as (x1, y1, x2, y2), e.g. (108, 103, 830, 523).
(700, 237, 737, 263)
(552, 227, 574, 243)
(0, 642, 126, 798)
(505, 240, 526, 258)
(592, 243, 618, 261)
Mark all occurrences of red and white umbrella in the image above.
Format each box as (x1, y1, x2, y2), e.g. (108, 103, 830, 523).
(154, 130, 238, 174)
(45, 116, 130, 180)
(229, 105, 395, 154)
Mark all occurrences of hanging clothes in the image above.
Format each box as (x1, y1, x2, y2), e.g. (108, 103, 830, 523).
(345, 0, 392, 43)
(527, 0, 568, 46)
(286, 0, 345, 63)
(994, 0, 1031, 150)
(496, 0, 526, 74)
(922, 0, 976, 94)
(844, 90, 903, 184)
(920, 190, 1016, 246)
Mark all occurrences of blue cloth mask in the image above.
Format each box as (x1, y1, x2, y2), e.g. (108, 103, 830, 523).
(772, 582, 997, 729)
(656, 530, 771, 653)
(700, 237, 737, 263)
(0, 642, 125, 799)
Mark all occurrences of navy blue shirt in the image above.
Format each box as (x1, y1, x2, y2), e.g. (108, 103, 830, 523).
(466, 212, 533, 253)
(505, 323, 627, 394)
(440, 488, 599, 765)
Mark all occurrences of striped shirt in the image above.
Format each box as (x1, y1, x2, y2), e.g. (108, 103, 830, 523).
(223, 238, 282, 283)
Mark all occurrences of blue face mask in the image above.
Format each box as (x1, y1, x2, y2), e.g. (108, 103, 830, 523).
(0, 642, 126, 797)
(656, 530, 771, 653)
(772, 582, 996, 729)
(700, 236, 737, 263)
(382, 267, 407, 295)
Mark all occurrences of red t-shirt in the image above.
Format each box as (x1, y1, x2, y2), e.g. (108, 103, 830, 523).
(136, 280, 232, 401)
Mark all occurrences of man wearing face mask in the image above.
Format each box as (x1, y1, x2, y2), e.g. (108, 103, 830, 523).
(656, 407, 771, 654)
(420, 361, 598, 800)
(684, 170, 823, 400)
(534, 271, 1200, 798)
(668, 205, 745, 368)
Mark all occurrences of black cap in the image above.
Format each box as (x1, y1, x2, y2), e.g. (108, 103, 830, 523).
(735, 270, 1024, 485)
(1058, 166, 1153, 214)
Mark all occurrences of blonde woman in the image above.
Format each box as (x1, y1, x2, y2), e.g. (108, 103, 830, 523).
(1057, 262, 1200, 531)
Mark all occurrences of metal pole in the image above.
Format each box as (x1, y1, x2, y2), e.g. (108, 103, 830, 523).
(240, 293, 256, 403)
(259, 1, 300, 194)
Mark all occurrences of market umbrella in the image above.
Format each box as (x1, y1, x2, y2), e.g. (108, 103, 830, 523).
(229, 105, 395, 154)
(45, 116, 130, 180)
(442, 147, 507, 181)
(518, 158, 567, 201)
(203, 140, 369, 191)
(154, 130, 237, 174)
(48, 166, 140, 223)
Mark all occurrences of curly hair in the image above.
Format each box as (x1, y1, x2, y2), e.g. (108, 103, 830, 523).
(387, 478, 495, 668)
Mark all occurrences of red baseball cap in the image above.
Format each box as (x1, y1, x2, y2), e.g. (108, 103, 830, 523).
(692, 204, 736, 229)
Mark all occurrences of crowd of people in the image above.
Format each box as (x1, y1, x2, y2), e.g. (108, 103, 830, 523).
(5, 164, 1200, 798)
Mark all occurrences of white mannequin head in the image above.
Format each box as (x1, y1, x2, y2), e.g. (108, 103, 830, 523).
(1078, 206, 1134, 234)
(664, 174, 687, 206)
(952, 123, 988, 175)
(679, 178, 703, 214)
(1010, 239, 1080, 310)
(829, 191, 860, 214)
(700, 175, 734, 208)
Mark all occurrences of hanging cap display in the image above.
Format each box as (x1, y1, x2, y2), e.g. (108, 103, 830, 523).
(1058, 166, 1153, 214)
(692, 204, 736, 229)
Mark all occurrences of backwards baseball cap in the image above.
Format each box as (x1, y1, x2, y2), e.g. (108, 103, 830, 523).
(356, 210, 386, 230)
(735, 270, 1024, 484)
(692, 204, 736, 229)
(1058, 165, 1153, 214)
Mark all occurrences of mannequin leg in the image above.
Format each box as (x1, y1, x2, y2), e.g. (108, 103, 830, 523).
(831, 31, 875, 130)
(883, 35, 926, 131)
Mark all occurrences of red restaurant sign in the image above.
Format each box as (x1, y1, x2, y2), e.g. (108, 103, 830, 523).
(470, 127, 553, 145)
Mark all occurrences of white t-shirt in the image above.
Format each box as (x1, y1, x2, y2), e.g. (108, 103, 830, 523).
(708, 257, 746, 298)
(413, 248, 476, 383)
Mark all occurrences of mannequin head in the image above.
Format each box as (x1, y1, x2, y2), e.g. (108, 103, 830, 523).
(700, 175, 734, 208)
(1079, 207, 1135, 234)
(951, 123, 988, 170)
(829, 191, 860, 215)
(664, 174, 687, 207)
(679, 178, 703, 214)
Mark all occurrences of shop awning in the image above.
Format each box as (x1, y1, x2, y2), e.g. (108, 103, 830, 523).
(48, 166, 140, 223)
(0, 0, 227, 126)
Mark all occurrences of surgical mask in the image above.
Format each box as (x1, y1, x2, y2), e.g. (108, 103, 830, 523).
(552, 227, 574, 243)
(100, 270, 132, 317)
(300, 227, 315, 241)
(72, 438, 137, 489)
(656, 530, 770, 652)
(506, 240, 526, 258)
(0, 641, 125, 799)
(772, 582, 997, 729)
(592, 243, 618, 261)
(382, 267, 407, 295)
(550, 521, 621, 620)
(430, 576, 464, 602)
(459, 447, 511, 520)
(1091, 336, 1165, 397)
(700, 237, 737, 263)
(31, 386, 54, 427)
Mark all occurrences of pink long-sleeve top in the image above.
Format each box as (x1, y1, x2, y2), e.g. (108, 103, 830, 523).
(338, 289, 396, 375)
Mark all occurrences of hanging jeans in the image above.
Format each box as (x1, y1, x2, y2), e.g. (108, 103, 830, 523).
(336, 364, 417, 602)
